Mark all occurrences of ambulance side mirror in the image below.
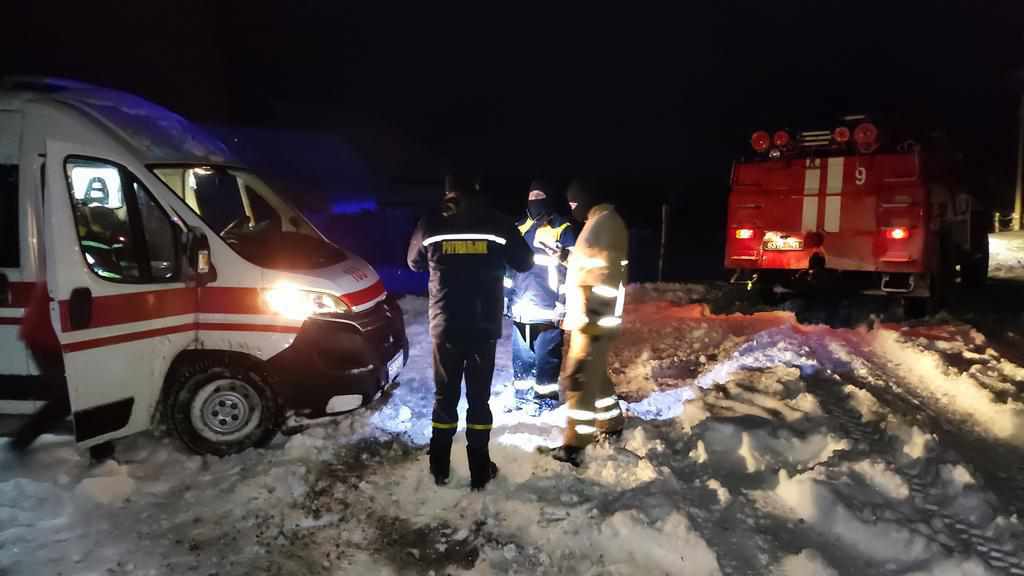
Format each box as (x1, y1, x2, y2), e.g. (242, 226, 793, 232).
(186, 227, 217, 286)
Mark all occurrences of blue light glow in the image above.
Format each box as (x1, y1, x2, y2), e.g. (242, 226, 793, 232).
(329, 200, 378, 215)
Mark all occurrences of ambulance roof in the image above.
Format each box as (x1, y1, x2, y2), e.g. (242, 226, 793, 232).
(0, 77, 239, 165)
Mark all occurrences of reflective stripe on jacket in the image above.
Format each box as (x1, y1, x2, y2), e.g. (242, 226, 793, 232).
(408, 197, 534, 341)
(507, 213, 577, 324)
(563, 204, 628, 333)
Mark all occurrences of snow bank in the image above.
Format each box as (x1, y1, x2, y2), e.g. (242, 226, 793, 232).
(775, 549, 838, 576)
(850, 459, 910, 500)
(907, 557, 999, 576)
(870, 329, 1024, 447)
(592, 510, 721, 576)
(74, 461, 136, 505)
(774, 468, 938, 564)
(989, 231, 1024, 280)
(4, 285, 1022, 575)
(698, 421, 848, 474)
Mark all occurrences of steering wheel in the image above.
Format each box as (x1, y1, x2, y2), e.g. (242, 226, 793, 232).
(220, 215, 252, 236)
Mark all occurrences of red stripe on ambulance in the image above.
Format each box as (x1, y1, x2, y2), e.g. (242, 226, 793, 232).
(340, 280, 386, 308)
(59, 287, 197, 332)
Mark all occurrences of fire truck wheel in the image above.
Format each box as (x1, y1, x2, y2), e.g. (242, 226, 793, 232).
(167, 356, 281, 456)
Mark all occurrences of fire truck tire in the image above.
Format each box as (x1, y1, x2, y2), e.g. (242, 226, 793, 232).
(757, 281, 783, 307)
(167, 356, 281, 456)
(903, 296, 929, 320)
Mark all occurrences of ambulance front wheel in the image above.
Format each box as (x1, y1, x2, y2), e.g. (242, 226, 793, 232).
(167, 356, 281, 456)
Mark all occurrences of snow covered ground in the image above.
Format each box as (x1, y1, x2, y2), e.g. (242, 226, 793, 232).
(990, 231, 1024, 281)
(3, 287, 1024, 575)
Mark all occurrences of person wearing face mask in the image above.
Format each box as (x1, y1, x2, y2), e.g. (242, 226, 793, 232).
(504, 180, 578, 411)
(548, 178, 628, 466)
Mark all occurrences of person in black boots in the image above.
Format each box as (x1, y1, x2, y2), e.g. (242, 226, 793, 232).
(408, 173, 533, 490)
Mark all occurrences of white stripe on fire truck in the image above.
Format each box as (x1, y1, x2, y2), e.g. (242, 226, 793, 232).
(824, 196, 842, 232)
(802, 197, 819, 231)
(824, 157, 844, 232)
(803, 165, 820, 195)
(826, 157, 844, 195)
(802, 160, 821, 231)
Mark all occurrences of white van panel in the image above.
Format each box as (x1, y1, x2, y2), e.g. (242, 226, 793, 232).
(0, 111, 19, 164)
(0, 110, 29, 377)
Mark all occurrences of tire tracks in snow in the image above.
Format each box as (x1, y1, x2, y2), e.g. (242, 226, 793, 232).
(802, 372, 1024, 574)
(837, 330, 1024, 516)
(797, 331, 1024, 574)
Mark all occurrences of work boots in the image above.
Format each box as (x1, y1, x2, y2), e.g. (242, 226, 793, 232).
(429, 436, 452, 486)
(467, 445, 499, 491)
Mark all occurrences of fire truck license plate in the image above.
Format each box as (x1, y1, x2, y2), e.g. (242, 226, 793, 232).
(762, 232, 804, 251)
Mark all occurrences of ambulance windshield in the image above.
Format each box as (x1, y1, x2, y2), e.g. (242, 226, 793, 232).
(153, 165, 348, 270)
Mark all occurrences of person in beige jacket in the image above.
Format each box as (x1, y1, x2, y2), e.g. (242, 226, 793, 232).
(548, 179, 628, 466)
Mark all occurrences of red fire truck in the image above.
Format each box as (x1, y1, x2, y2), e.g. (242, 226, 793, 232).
(724, 116, 989, 315)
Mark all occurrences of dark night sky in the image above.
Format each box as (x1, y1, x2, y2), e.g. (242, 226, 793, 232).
(5, 1, 1024, 277)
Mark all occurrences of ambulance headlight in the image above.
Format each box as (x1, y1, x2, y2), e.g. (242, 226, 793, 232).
(263, 285, 349, 320)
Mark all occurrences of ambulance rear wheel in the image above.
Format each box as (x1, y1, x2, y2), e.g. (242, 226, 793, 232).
(167, 356, 281, 456)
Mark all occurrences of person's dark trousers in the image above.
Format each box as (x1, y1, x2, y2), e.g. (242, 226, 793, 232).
(511, 322, 536, 400)
(11, 348, 70, 452)
(430, 336, 497, 486)
(512, 322, 564, 400)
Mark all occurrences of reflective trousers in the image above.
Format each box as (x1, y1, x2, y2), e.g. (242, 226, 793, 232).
(561, 329, 625, 448)
(431, 337, 497, 450)
(512, 322, 564, 399)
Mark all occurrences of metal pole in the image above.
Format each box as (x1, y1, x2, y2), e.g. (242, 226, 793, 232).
(1013, 94, 1024, 231)
(658, 203, 669, 282)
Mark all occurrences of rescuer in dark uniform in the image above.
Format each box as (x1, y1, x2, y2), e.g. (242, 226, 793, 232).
(505, 180, 577, 408)
(408, 174, 533, 490)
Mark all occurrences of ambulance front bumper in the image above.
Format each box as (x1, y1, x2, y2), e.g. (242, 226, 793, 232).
(267, 295, 409, 418)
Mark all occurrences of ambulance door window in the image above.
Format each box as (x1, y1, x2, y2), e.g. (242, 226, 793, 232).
(0, 164, 17, 268)
(134, 181, 177, 280)
(65, 158, 178, 283)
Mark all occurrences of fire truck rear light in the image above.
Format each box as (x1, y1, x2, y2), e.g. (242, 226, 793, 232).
(751, 131, 771, 152)
(833, 126, 851, 143)
(735, 228, 755, 239)
(853, 122, 879, 152)
(772, 130, 791, 147)
(885, 227, 909, 240)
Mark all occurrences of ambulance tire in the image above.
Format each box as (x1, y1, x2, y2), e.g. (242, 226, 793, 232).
(167, 356, 281, 456)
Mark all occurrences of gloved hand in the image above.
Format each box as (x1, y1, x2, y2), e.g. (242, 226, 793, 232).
(536, 240, 570, 264)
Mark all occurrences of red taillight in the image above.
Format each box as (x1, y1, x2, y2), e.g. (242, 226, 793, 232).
(853, 122, 879, 152)
(885, 227, 909, 240)
(751, 131, 770, 152)
(833, 126, 850, 143)
(735, 228, 755, 239)
(772, 130, 791, 147)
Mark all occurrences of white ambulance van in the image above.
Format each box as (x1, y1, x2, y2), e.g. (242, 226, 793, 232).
(0, 78, 408, 455)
